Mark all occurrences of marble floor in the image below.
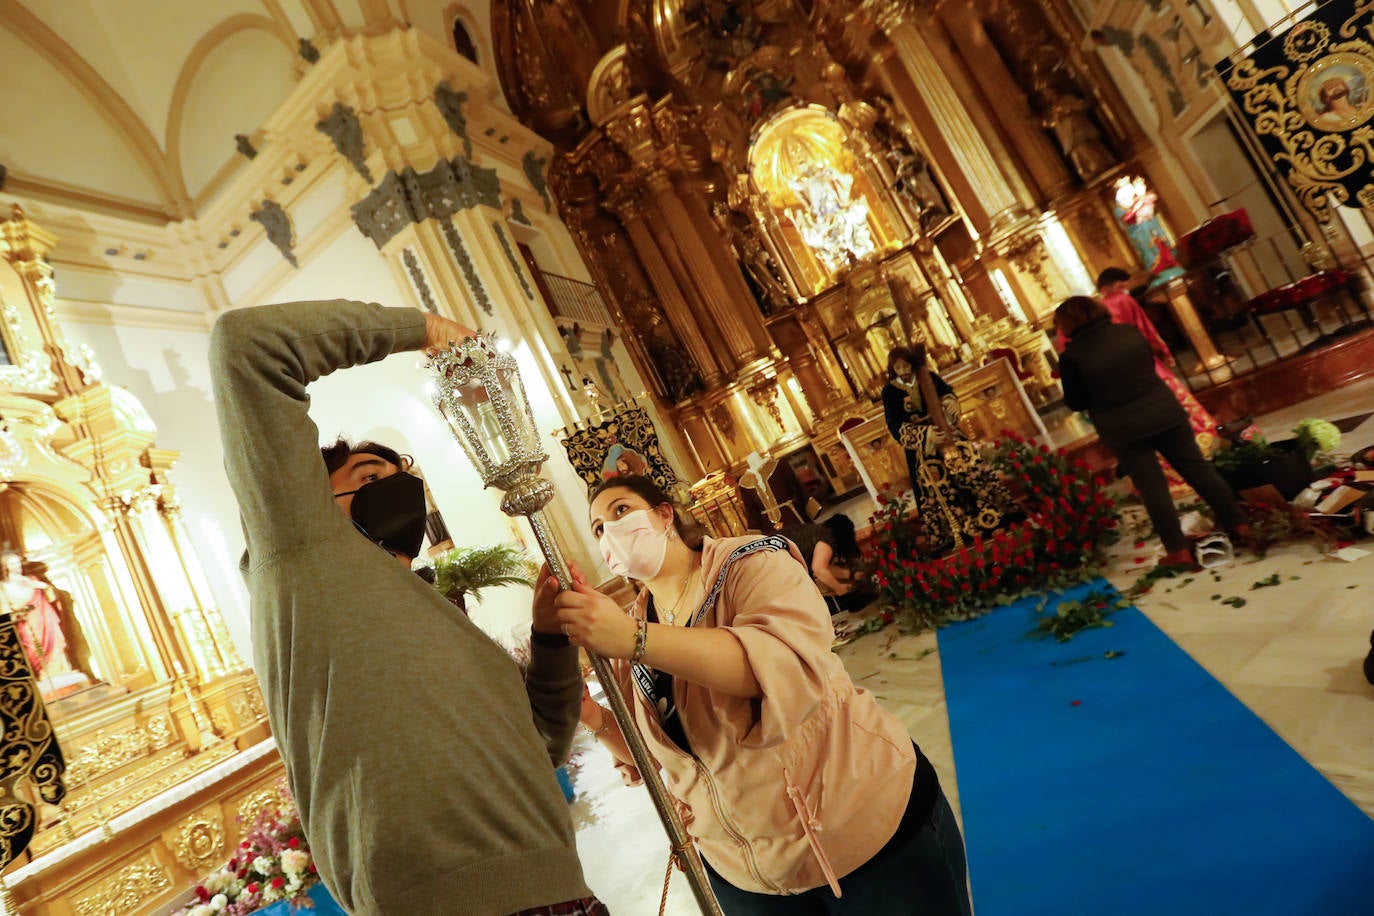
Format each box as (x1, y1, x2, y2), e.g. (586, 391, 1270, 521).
(567, 379, 1374, 915)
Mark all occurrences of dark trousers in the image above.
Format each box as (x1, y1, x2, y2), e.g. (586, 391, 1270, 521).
(702, 788, 972, 916)
(1113, 421, 1245, 553)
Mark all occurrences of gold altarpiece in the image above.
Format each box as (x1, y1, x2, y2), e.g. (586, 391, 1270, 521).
(491, 0, 1194, 502)
(0, 208, 283, 916)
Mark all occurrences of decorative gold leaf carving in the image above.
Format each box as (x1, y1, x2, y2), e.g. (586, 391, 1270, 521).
(71, 855, 171, 916)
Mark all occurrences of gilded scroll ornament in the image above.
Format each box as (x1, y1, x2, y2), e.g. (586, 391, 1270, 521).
(1221, 3, 1374, 213)
(235, 784, 288, 827)
(749, 384, 784, 428)
(72, 855, 171, 916)
(170, 806, 227, 872)
(708, 403, 739, 443)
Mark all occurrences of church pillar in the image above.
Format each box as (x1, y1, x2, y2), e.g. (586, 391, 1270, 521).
(877, 22, 1031, 229)
(156, 493, 246, 674)
(115, 488, 226, 685)
(98, 498, 187, 683)
(609, 194, 727, 386)
(937, 3, 1074, 201)
(680, 406, 729, 476)
(1160, 279, 1226, 371)
(670, 184, 775, 359)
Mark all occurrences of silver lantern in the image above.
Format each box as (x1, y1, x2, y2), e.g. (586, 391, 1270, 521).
(430, 335, 722, 916)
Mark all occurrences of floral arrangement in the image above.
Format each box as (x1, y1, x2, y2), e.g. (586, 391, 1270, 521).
(1293, 417, 1341, 462)
(174, 783, 319, 916)
(864, 433, 1120, 631)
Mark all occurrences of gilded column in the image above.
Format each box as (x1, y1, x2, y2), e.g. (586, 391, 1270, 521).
(608, 193, 726, 386)
(99, 497, 187, 682)
(937, 3, 1073, 200)
(159, 494, 246, 673)
(672, 186, 774, 360)
(117, 488, 224, 683)
(881, 22, 1030, 226)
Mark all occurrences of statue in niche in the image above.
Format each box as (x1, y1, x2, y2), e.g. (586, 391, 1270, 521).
(887, 145, 950, 232)
(2, 552, 89, 698)
(713, 204, 790, 315)
(647, 337, 703, 401)
(689, 0, 762, 70)
(871, 100, 950, 232)
(1033, 82, 1116, 182)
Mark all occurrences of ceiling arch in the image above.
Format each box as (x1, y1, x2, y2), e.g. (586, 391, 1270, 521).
(0, 0, 189, 214)
(165, 14, 297, 201)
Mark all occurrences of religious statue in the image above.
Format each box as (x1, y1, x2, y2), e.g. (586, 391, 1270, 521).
(582, 376, 604, 412)
(1112, 176, 1186, 285)
(887, 145, 950, 232)
(1037, 88, 1115, 182)
(1, 552, 88, 697)
(788, 164, 876, 273)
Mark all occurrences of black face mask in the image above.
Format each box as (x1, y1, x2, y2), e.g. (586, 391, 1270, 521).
(341, 472, 427, 559)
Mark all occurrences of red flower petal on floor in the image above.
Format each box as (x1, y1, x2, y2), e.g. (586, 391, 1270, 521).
(1134, 539, 1146, 549)
(1134, 557, 1145, 564)
(1071, 700, 1081, 706)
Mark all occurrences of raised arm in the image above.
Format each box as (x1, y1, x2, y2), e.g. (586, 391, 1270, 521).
(209, 300, 428, 564)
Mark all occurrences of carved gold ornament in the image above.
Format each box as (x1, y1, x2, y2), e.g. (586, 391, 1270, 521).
(1224, 4, 1374, 213)
(71, 854, 171, 916)
(170, 807, 226, 872)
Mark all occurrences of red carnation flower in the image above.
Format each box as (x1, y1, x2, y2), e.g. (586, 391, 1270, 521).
(271, 876, 286, 889)
(247, 882, 260, 894)
(289, 836, 300, 849)
(196, 887, 210, 902)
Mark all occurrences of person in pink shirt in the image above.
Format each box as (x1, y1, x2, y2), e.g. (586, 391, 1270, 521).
(1058, 268, 1219, 488)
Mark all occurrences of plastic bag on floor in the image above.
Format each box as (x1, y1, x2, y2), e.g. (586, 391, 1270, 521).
(1196, 533, 1234, 569)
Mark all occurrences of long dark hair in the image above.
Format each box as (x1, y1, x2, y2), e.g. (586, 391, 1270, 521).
(1054, 296, 1111, 338)
(886, 344, 927, 380)
(822, 514, 860, 560)
(589, 475, 704, 550)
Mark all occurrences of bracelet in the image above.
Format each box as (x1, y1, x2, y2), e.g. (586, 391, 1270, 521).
(630, 617, 649, 663)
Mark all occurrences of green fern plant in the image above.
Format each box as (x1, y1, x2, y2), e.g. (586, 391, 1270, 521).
(431, 544, 538, 614)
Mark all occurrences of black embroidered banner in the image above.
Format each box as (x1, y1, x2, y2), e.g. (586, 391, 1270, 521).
(1219, 1, 1374, 212)
(559, 406, 681, 496)
(0, 610, 66, 870)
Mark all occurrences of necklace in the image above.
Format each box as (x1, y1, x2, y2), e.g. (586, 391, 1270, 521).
(662, 564, 701, 626)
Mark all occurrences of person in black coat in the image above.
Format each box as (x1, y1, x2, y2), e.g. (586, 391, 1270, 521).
(1056, 296, 1249, 568)
(881, 345, 1011, 553)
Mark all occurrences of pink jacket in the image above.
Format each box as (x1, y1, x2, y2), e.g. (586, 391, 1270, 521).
(610, 536, 916, 896)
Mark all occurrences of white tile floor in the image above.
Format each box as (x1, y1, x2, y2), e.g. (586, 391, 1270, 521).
(568, 378, 1374, 914)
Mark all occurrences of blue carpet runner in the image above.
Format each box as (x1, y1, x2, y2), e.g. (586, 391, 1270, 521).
(936, 578, 1374, 916)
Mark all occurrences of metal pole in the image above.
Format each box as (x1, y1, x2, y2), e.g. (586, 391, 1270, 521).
(525, 511, 724, 916)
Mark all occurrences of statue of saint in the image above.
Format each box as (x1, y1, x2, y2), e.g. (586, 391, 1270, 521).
(1038, 88, 1115, 182)
(2, 552, 89, 696)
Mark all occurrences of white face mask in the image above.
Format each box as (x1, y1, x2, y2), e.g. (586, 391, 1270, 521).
(599, 509, 669, 580)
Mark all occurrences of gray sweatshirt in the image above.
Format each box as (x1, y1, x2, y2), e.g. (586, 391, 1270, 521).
(209, 300, 590, 915)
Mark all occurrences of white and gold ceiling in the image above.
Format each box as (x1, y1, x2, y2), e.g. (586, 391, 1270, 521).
(0, 0, 494, 224)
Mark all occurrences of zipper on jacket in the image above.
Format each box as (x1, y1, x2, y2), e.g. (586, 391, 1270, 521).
(691, 755, 789, 894)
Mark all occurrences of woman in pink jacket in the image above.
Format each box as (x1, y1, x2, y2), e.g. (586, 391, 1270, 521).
(544, 475, 971, 914)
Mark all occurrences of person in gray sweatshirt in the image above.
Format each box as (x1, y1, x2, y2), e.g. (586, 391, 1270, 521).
(209, 299, 605, 915)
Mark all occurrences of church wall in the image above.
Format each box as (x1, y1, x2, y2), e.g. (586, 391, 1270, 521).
(52, 309, 256, 659)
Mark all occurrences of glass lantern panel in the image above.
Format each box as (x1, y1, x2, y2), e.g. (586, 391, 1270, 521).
(493, 362, 541, 455)
(456, 381, 512, 467)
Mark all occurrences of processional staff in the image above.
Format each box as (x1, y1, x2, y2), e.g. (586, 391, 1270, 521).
(428, 335, 723, 916)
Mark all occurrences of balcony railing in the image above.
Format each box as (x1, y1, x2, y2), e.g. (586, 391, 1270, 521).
(539, 271, 613, 327)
